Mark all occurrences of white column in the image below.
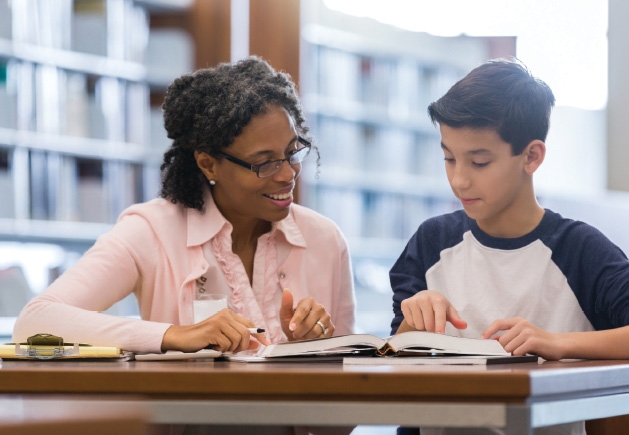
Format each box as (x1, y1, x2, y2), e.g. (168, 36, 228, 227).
(607, 0, 629, 190)
(230, 0, 249, 62)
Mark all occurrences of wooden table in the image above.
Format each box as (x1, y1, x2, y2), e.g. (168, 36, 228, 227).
(1, 359, 629, 434)
(0, 396, 149, 435)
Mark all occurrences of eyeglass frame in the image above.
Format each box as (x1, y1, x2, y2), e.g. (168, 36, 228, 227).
(215, 136, 312, 178)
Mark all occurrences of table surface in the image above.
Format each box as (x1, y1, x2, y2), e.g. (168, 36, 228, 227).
(4, 358, 629, 433)
(0, 397, 149, 435)
(1, 358, 629, 403)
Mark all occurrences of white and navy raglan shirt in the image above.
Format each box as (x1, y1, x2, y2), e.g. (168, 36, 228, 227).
(390, 209, 629, 339)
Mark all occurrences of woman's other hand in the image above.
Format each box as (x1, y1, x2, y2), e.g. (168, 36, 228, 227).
(279, 288, 335, 341)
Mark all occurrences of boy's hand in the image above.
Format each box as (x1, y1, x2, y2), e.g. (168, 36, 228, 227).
(400, 290, 467, 334)
(482, 317, 566, 360)
(279, 288, 335, 341)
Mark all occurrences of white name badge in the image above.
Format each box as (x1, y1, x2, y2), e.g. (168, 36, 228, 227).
(193, 294, 228, 324)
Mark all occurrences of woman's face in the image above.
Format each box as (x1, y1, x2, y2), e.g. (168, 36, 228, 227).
(198, 105, 304, 227)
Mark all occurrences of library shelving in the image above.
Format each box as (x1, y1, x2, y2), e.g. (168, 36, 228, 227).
(297, 22, 499, 262)
(0, 0, 188, 249)
(0, 0, 195, 327)
(297, 4, 513, 337)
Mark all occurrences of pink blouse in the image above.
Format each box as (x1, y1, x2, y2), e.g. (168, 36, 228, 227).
(13, 191, 356, 353)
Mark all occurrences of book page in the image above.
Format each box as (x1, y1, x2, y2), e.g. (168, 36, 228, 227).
(388, 331, 509, 356)
(344, 355, 539, 365)
(134, 349, 221, 361)
(258, 334, 387, 358)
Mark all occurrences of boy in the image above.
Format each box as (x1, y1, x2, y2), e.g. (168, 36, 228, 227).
(390, 59, 629, 435)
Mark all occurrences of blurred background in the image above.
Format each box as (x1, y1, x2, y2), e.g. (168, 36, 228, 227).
(0, 0, 627, 348)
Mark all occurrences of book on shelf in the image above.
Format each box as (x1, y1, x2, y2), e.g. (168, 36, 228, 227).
(35, 63, 64, 134)
(15, 61, 36, 132)
(254, 331, 515, 359)
(125, 81, 149, 145)
(0, 60, 17, 130)
(0, 149, 14, 219)
(97, 76, 127, 142)
(0, 1, 10, 40)
(105, 160, 142, 220)
(77, 158, 108, 223)
(29, 149, 49, 220)
(65, 72, 90, 138)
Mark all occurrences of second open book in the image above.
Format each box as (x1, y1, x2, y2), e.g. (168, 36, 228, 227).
(256, 330, 512, 358)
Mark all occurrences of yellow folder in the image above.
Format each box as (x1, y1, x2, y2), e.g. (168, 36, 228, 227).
(0, 333, 130, 360)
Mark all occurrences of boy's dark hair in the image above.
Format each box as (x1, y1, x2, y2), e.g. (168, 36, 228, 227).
(427, 58, 555, 155)
(159, 56, 313, 211)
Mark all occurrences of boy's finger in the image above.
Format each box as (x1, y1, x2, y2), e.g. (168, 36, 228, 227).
(420, 304, 436, 332)
(434, 307, 447, 334)
(446, 305, 468, 330)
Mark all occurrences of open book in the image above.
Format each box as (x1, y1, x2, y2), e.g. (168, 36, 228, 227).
(256, 331, 511, 359)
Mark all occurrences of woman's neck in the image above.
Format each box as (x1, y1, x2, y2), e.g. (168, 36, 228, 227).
(229, 219, 271, 285)
(230, 219, 272, 251)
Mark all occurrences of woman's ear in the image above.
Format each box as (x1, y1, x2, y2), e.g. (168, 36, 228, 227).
(194, 151, 218, 181)
(523, 140, 546, 175)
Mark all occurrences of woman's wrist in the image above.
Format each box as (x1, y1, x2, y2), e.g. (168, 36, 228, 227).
(161, 324, 180, 352)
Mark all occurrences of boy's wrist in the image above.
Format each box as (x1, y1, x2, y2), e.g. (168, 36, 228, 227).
(555, 332, 576, 360)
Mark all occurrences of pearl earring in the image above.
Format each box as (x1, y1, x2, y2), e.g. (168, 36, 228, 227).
(209, 180, 216, 186)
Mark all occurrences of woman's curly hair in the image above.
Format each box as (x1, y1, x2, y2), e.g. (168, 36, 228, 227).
(159, 56, 313, 211)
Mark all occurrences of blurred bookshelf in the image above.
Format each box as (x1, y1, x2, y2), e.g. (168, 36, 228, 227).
(0, 0, 192, 325)
(298, 2, 514, 336)
(0, 0, 514, 340)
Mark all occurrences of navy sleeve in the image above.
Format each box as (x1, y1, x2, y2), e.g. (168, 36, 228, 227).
(549, 220, 629, 330)
(389, 211, 467, 334)
(390, 227, 429, 334)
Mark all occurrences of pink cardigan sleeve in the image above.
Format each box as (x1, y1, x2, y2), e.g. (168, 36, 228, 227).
(12, 214, 172, 353)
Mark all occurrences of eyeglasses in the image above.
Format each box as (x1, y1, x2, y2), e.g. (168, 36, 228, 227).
(216, 136, 311, 178)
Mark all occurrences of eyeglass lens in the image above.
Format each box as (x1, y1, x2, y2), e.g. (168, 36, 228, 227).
(258, 146, 310, 177)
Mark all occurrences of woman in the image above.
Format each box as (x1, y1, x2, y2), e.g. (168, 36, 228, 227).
(13, 56, 356, 355)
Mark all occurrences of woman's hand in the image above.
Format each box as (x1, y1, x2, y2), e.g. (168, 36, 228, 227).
(399, 290, 467, 334)
(161, 308, 270, 353)
(279, 288, 335, 341)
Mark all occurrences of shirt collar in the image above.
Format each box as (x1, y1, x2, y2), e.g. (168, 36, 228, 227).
(273, 207, 307, 248)
(186, 188, 307, 249)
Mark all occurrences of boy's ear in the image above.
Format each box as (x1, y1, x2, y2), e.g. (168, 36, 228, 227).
(523, 140, 545, 175)
(194, 151, 218, 181)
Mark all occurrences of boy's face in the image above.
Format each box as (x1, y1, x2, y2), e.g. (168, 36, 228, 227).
(440, 125, 532, 231)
